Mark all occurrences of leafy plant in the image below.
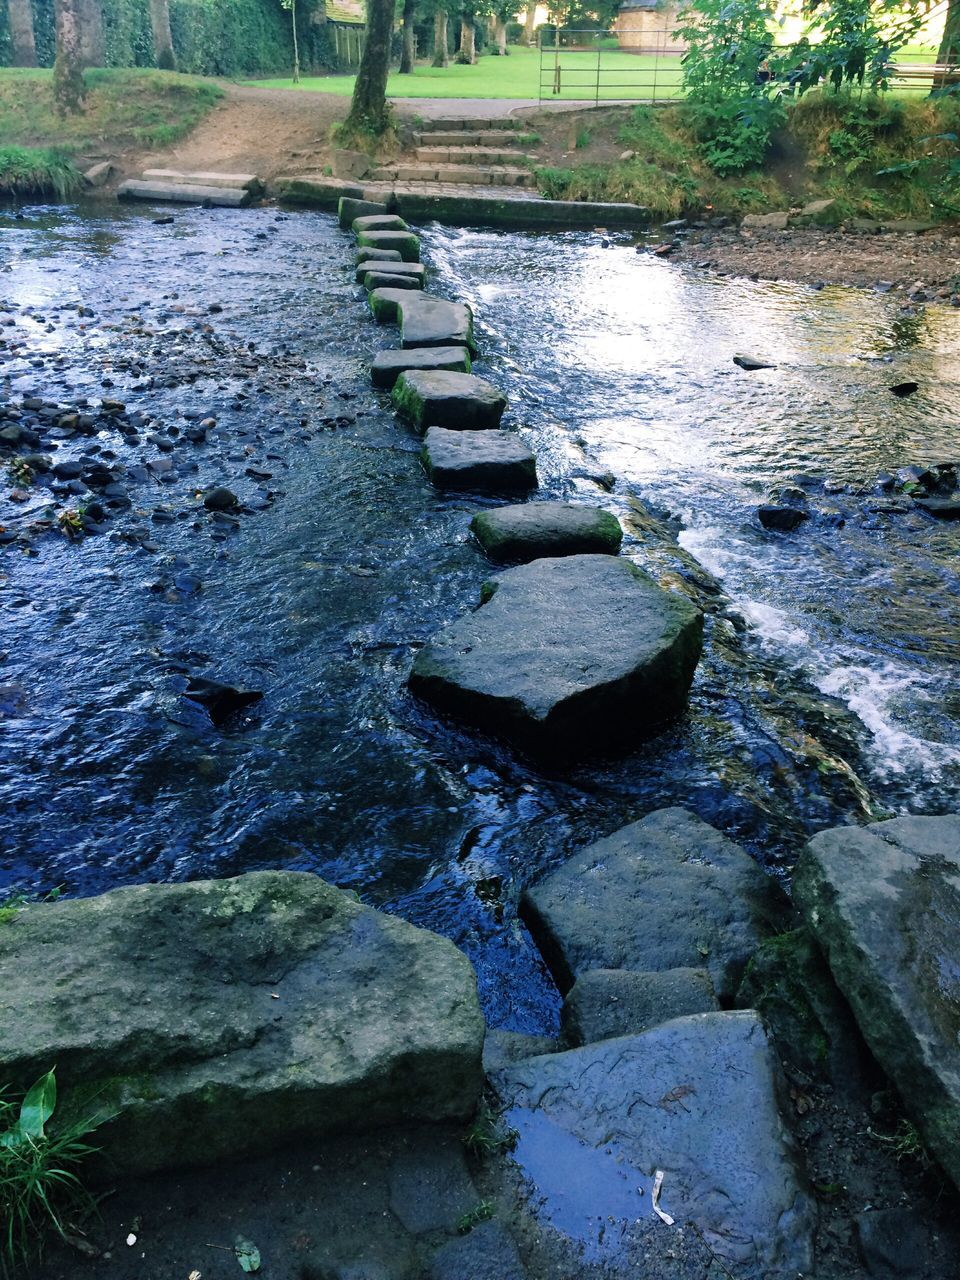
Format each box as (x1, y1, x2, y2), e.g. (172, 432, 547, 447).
(7, 457, 34, 489)
(0, 1069, 103, 1275)
(57, 509, 84, 540)
(0, 886, 62, 925)
(785, 0, 925, 99)
(869, 1118, 930, 1167)
(456, 1200, 496, 1234)
(463, 1106, 518, 1158)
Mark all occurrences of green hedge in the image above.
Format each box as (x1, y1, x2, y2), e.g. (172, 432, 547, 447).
(0, 0, 336, 75)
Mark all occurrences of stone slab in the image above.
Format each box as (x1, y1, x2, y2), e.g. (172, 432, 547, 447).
(393, 369, 506, 430)
(341, 196, 389, 229)
(353, 214, 410, 233)
(398, 294, 476, 354)
(522, 807, 783, 998)
(356, 230, 421, 262)
(428, 1222, 526, 1280)
(365, 272, 423, 293)
(490, 1012, 816, 1280)
(794, 814, 960, 1190)
(355, 261, 426, 284)
(369, 287, 416, 324)
(420, 426, 536, 494)
(370, 346, 472, 390)
(561, 967, 719, 1046)
(471, 501, 622, 563)
(0, 871, 484, 1174)
(117, 180, 251, 207)
(141, 169, 263, 193)
(356, 246, 403, 264)
(409, 558, 703, 759)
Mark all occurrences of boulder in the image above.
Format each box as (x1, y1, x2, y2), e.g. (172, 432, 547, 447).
(470, 502, 622, 564)
(793, 815, 960, 1190)
(83, 160, 113, 187)
(355, 261, 425, 284)
(393, 370, 506, 431)
(561, 967, 718, 1046)
(916, 496, 960, 519)
(790, 198, 840, 228)
(353, 214, 409, 233)
(490, 1012, 816, 1279)
(0, 872, 484, 1173)
(521, 807, 783, 998)
(758, 504, 808, 531)
(341, 197, 389, 229)
(398, 295, 476, 354)
(420, 426, 537, 494)
(356, 230, 421, 263)
(370, 346, 472, 390)
(332, 150, 372, 180)
(734, 353, 776, 371)
(408, 558, 702, 759)
(741, 212, 790, 231)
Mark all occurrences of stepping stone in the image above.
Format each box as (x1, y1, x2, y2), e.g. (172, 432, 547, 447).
(490, 1012, 816, 1279)
(471, 501, 622, 563)
(356, 229, 420, 262)
(393, 370, 506, 430)
(142, 169, 263, 193)
(353, 213, 409, 233)
(421, 426, 536, 494)
(795, 814, 960, 1191)
(398, 294, 476, 353)
(521, 807, 782, 999)
(408, 557, 702, 758)
(339, 195, 388, 229)
(118, 180, 251, 208)
(369, 287, 415, 324)
(356, 246, 402, 264)
(561, 967, 719, 1046)
(370, 346, 472, 390)
(365, 271, 422, 293)
(354, 260, 425, 284)
(0, 871, 484, 1174)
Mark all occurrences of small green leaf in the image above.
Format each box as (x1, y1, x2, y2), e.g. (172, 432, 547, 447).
(17, 1069, 57, 1139)
(235, 1237, 261, 1273)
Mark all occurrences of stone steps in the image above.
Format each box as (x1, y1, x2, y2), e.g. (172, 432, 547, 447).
(417, 115, 522, 132)
(414, 146, 536, 166)
(414, 130, 524, 148)
(369, 164, 537, 188)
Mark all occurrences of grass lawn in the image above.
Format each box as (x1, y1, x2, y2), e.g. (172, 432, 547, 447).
(0, 68, 223, 154)
(249, 43, 686, 101)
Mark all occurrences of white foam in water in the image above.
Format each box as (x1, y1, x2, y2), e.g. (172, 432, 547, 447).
(817, 663, 960, 778)
(736, 599, 811, 650)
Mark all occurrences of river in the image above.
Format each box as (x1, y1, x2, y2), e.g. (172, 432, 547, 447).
(2, 202, 958, 1033)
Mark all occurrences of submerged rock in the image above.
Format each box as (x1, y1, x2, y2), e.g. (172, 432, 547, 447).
(470, 501, 622, 564)
(490, 1012, 816, 1280)
(794, 814, 960, 1190)
(393, 370, 506, 431)
(758, 504, 808, 531)
(183, 676, 263, 726)
(408, 557, 702, 758)
(522, 807, 784, 999)
(0, 872, 484, 1173)
(734, 353, 777, 371)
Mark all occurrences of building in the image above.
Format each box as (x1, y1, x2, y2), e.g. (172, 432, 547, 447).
(614, 0, 687, 54)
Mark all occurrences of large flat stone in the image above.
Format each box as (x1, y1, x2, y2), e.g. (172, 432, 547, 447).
(353, 214, 410, 233)
(397, 294, 476, 354)
(117, 180, 250, 207)
(369, 287, 415, 324)
(408, 558, 703, 759)
(0, 871, 484, 1174)
(356, 230, 421, 262)
(355, 261, 426, 284)
(522, 807, 783, 998)
(141, 169, 263, 193)
(370, 346, 472, 390)
(365, 272, 423, 293)
(340, 196, 388, 229)
(794, 814, 960, 1190)
(561, 967, 719, 1046)
(471, 501, 622, 563)
(490, 1012, 816, 1279)
(420, 426, 536, 494)
(393, 370, 506, 430)
(356, 246, 402, 264)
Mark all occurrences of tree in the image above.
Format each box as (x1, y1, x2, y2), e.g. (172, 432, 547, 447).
(53, 0, 85, 113)
(149, 0, 177, 70)
(78, 0, 104, 66)
(456, 6, 477, 62)
(399, 0, 417, 72)
(281, 0, 301, 81)
(432, 6, 449, 65)
(7, 0, 38, 67)
(343, 0, 395, 134)
(522, 4, 536, 45)
(935, 0, 960, 87)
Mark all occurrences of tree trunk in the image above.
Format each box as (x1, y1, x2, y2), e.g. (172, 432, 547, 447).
(149, 0, 177, 70)
(935, 0, 960, 89)
(494, 14, 507, 56)
(54, 0, 85, 113)
(522, 4, 536, 46)
(7, 0, 37, 67)
(78, 0, 104, 66)
(290, 0, 301, 82)
(457, 15, 475, 63)
(344, 0, 394, 134)
(431, 8, 448, 67)
(399, 0, 416, 73)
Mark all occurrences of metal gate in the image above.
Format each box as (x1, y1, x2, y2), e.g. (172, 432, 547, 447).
(538, 28, 686, 104)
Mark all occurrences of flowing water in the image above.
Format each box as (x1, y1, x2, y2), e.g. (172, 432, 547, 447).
(2, 203, 959, 1033)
